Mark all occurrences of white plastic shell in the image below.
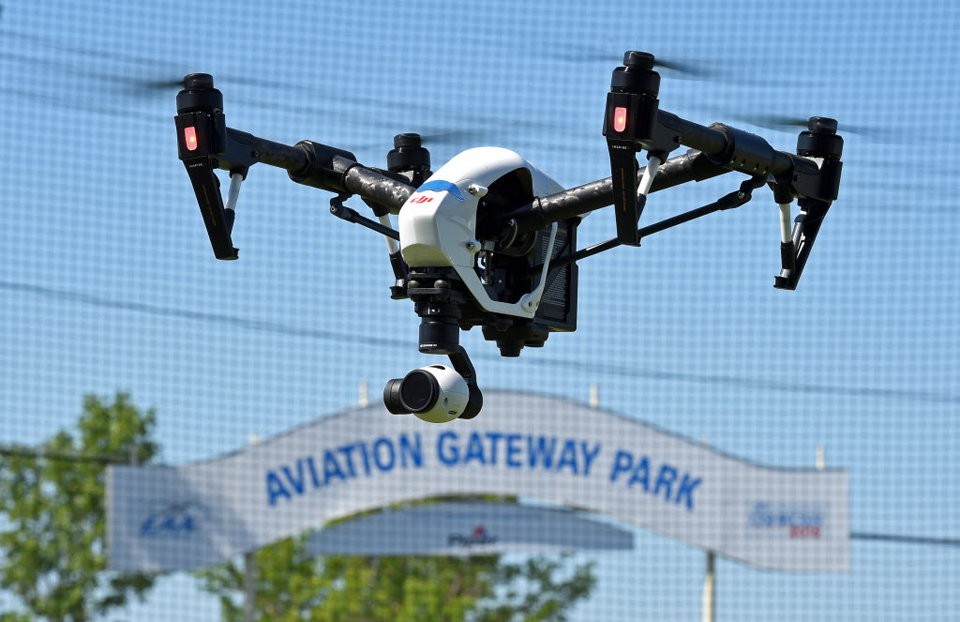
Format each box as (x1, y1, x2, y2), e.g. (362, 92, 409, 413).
(413, 365, 470, 424)
(398, 147, 564, 318)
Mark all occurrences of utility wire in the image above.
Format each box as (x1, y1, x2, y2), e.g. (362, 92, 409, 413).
(0, 28, 584, 137)
(0, 445, 130, 465)
(851, 532, 960, 549)
(4, 279, 960, 406)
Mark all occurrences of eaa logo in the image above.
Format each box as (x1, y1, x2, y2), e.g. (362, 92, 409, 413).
(747, 502, 825, 539)
(139, 500, 208, 539)
(448, 525, 498, 547)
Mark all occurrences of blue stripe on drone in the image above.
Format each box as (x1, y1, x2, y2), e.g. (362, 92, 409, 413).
(417, 180, 465, 202)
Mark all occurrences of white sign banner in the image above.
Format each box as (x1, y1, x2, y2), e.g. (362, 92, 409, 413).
(107, 391, 848, 572)
(306, 501, 634, 556)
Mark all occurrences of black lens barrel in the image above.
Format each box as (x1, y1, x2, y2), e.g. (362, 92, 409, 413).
(383, 369, 441, 414)
(383, 378, 406, 414)
(419, 314, 460, 354)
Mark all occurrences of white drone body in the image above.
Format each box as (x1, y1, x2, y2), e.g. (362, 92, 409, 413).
(398, 147, 565, 319)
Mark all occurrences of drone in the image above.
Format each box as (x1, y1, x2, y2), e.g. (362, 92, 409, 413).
(174, 51, 843, 423)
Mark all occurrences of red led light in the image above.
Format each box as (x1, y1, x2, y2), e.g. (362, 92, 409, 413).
(184, 126, 199, 151)
(613, 107, 628, 133)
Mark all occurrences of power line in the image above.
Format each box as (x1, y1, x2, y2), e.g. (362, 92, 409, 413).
(0, 28, 582, 138)
(851, 532, 960, 549)
(0, 445, 129, 465)
(0, 280, 410, 349)
(4, 279, 960, 405)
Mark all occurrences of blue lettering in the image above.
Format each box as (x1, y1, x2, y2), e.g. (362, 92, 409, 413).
(556, 440, 578, 474)
(610, 451, 633, 482)
(373, 437, 396, 471)
(581, 442, 601, 476)
(528, 436, 557, 469)
(358, 441, 372, 475)
(674, 474, 701, 511)
(749, 502, 773, 527)
(323, 450, 347, 484)
(505, 434, 523, 468)
(438, 431, 459, 465)
(282, 460, 306, 495)
(306, 456, 321, 489)
(485, 432, 503, 464)
(628, 457, 650, 491)
(266, 470, 291, 506)
(181, 515, 195, 533)
(399, 433, 423, 468)
(653, 464, 677, 500)
(464, 432, 486, 465)
(139, 516, 156, 535)
(337, 444, 358, 478)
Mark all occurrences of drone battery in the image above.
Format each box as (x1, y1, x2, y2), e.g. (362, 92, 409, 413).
(533, 219, 578, 332)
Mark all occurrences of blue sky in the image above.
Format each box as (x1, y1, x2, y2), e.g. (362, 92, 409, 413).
(1, 0, 959, 619)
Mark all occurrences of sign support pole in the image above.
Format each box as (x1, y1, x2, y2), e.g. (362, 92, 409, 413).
(699, 436, 715, 622)
(244, 550, 256, 622)
(358, 380, 370, 407)
(702, 550, 716, 622)
(243, 431, 259, 622)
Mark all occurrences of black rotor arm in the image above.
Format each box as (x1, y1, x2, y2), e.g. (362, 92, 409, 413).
(175, 74, 415, 260)
(509, 112, 840, 237)
(214, 129, 415, 209)
(506, 149, 731, 233)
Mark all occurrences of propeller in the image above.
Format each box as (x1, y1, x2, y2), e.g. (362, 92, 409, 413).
(134, 77, 187, 94)
(557, 45, 717, 80)
(735, 114, 884, 139)
(556, 45, 829, 91)
(410, 130, 487, 146)
(354, 129, 492, 153)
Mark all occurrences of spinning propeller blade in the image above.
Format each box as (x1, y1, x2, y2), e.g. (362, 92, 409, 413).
(356, 129, 490, 152)
(412, 130, 485, 146)
(738, 114, 879, 138)
(558, 45, 717, 79)
(135, 77, 188, 93)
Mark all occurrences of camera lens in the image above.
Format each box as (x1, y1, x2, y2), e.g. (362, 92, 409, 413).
(399, 369, 440, 413)
(383, 378, 406, 414)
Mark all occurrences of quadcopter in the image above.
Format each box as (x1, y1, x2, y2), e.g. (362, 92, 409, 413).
(174, 51, 843, 423)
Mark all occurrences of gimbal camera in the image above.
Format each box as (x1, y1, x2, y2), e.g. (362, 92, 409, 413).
(175, 52, 843, 422)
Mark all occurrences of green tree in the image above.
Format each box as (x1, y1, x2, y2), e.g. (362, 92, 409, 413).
(196, 530, 596, 622)
(0, 393, 160, 622)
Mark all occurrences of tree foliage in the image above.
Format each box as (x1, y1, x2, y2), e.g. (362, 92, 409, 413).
(196, 531, 596, 622)
(0, 393, 160, 622)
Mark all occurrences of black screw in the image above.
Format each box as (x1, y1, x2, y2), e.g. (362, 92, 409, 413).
(183, 73, 214, 90)
(623, 51, 655, 69)
(807, 117, 838, 134)
(394, 133, 422, 148)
